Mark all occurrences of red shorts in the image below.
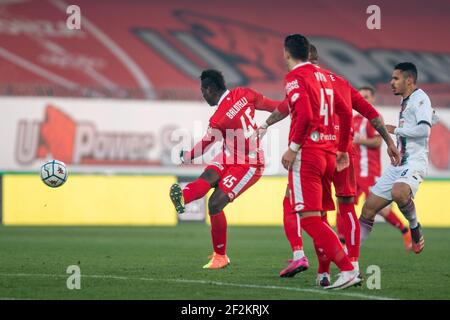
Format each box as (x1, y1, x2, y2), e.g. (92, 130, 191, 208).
(206, 160, 263, 202)
(355, 177, 376, 204)
(333, 154, 356, 197)
(288, 148, 336, 213)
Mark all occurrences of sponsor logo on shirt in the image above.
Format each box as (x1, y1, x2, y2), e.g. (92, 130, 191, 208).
(310, 131, 336, 142)
(285, 79, 299, 95)
(310, 131, 320, 142)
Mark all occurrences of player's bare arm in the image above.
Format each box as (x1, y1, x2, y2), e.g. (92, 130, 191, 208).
(370, 117, 400, 166)
(256, 98, 290, 138)
(263, 108, 289, 127)
(256, 109, 289, 139)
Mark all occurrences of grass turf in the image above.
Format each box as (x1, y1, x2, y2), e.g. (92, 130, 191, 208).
(0, 223, 449, 300)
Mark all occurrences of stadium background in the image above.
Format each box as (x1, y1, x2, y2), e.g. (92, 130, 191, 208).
(1, 0, 450, 228)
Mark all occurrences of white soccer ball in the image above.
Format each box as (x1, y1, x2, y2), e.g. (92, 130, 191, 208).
(40, 160, 68, 188)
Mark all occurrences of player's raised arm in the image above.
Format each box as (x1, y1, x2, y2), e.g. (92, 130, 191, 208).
(181, 124, 222, 163)
(256, 98, 290, 138)
(351, 86, 401, 166)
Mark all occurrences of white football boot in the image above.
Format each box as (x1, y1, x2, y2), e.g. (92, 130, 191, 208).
(324, 268, 361, 290)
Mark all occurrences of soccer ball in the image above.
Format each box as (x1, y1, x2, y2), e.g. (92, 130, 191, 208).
(40, 160, 68, 188)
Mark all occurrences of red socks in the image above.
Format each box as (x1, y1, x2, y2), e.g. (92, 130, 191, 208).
(302, 216, 353, 272)
(338, 203, 360, 261)
(384, 210, 406, 231)
(182, 178, 211, 204)
(283, 196, 303, 251)
(335, 211, 346, 243)
(313, 214, 331, 274)
(210, 211, 227, 255)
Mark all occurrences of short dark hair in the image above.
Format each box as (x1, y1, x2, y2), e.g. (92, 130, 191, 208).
(358, 85, 376, 96)
(284, 34, 310, 60)
(309, 44, 319, 63)
(394, 62, 418, 83)
(200, 69, 226, 92)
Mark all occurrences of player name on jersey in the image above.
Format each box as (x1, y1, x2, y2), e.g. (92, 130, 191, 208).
(226, 97, 248, 120)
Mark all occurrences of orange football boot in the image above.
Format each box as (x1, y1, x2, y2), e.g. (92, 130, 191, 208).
(203, 253, 230, 269)
(402, 229, 413, 251)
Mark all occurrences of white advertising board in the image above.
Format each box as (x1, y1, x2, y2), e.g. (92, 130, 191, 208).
(1, 97, 449, 177)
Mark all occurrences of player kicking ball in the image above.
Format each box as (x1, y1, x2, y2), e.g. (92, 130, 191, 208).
(359, 62, 436, 254)
(170, 69, 281, 269)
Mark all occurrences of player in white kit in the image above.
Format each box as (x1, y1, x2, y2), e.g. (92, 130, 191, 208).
(359, 62, 435, 254)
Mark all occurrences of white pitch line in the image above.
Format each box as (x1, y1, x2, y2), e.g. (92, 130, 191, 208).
(0, 273, 396, 300)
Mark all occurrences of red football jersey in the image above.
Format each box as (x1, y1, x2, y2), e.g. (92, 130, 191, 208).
(353, 114, 381, 178)
(322, 68, 380, 154)
(284, 62, 352, 153)
(187, 87, 280, 166)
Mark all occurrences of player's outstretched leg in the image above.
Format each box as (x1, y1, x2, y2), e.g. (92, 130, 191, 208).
(280, 194, 309, 278)
(169, 169, 219, 214)
(392, 183, 424, 254)
(378, 207, 412, 251)
(203, 188, 231, 269)
(169, 184, 186, 214)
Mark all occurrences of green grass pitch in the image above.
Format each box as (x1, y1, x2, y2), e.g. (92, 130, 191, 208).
(0, 223, 449, 300)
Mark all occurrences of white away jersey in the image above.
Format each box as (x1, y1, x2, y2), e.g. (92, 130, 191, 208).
(397, 88, 433, 169)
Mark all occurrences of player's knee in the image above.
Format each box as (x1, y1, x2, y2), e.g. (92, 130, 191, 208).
(208, 193, 229, 215)
(391, 185, 410, 206)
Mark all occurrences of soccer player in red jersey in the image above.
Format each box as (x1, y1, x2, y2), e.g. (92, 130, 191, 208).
(259, 44, 400, 287)
(310, 47, 400, 286)
(169, 69, 281, 269)
(354, 86, 412, 250)
(260, 34, 360, 290)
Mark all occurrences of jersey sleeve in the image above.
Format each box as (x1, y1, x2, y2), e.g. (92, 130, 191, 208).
(350, 85, 380, 120)
(185, 119, 222, 161)
(415, 96, 433, 127)
(245, 87, 283, 112)
(276, 98, 289, 115)
(334, 88, 353, 152)
(286, 76, 313, 151)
